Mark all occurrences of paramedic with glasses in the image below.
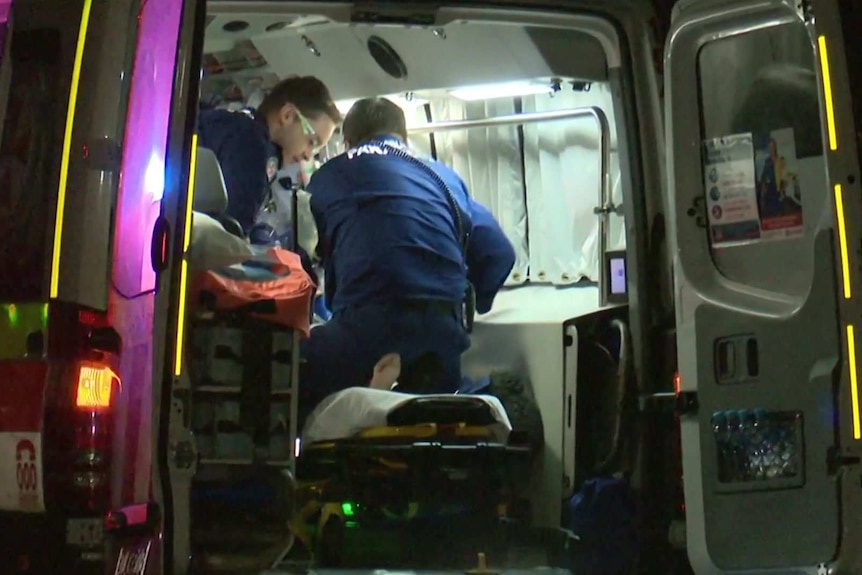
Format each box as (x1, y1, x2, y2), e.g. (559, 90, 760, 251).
(301, 97, 516, 406)
(196, 75, 341, 234)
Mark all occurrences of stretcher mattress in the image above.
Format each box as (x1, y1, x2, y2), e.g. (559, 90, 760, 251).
(301, 387, 513, 445)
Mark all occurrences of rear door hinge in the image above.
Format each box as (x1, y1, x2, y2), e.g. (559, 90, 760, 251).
(675, 391, 699, 416)
(640, 390, 698, 415)
(827, 446, 861, 475)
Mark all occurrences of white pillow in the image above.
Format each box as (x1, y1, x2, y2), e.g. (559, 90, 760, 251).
(189, 212, 256, 272)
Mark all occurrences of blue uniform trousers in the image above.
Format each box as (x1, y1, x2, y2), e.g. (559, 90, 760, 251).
(297, 301, 470, 416)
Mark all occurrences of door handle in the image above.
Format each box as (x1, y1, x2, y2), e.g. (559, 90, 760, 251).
(714, 335, 758, 384)
(150, 215, 171, 273)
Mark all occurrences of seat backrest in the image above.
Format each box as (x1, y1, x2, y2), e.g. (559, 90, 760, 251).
(194, 146, 228, 215)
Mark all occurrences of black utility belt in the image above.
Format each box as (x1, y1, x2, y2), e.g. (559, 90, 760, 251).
(395, 299, 461, 315)
(397, 288, 476, 334)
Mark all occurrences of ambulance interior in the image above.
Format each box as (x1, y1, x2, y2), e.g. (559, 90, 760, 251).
(182, 5, 638, 572)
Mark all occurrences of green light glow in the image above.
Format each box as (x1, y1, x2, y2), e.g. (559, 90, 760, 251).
(6, 304, 18, 327)
(341, 502, 355, 516)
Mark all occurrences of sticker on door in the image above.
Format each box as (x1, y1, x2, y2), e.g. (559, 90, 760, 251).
(703, 128, 805, 247)
(0, 432, 44, 512)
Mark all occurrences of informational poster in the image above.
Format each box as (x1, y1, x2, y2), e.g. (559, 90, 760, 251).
(703, 127, 804, 247)
(753, 128, 804, 241)
(206, 39, 267, 74)
(703, 134, 762, 246)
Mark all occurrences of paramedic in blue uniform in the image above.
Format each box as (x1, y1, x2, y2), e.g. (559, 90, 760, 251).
(301, 97, 516, 406)
(196, 76, 341, 233)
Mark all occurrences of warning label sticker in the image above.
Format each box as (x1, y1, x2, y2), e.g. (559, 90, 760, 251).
(0, 433, 44, 513)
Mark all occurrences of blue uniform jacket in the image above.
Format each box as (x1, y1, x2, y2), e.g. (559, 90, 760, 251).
(306, 136, 515, 314)
(197, 107, 281, 231)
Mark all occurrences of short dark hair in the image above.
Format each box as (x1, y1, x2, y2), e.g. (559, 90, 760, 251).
(258, 76, 342, 124)
(342, 97, 408, 147)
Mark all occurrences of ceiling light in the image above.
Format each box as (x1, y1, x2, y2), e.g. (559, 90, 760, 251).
(334, 94, 429, 116)
(449, 81, 554, 102)
(334, 99, 357, 116)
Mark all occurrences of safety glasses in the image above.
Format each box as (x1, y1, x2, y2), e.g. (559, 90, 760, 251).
(296, 111, 324, 153)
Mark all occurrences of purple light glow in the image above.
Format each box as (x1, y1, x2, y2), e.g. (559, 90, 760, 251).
(109, 0, 182, 506)
(144, 152, 165, 203)
(0, 0, 12, 60)
(0, 1, 11, 23)
(113, 0, 181, 294)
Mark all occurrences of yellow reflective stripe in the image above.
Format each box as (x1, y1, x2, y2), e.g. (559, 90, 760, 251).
(173, 134, 198, 376)
(50, 0, 93, 298)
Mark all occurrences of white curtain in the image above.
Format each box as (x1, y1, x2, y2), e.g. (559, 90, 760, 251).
(404, 83, 623, 285)
(409, 100, 529, 286)
(521, 84, 622, 284)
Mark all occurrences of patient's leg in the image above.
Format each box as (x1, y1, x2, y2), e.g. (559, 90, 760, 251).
(369, 353, 400, 390)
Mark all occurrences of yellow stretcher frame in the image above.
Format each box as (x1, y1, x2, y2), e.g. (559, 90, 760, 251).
(287, 423, 521, 561)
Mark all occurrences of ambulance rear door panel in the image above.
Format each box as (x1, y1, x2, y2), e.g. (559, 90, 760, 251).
(666, 0, 841, 572)
(0, 0, 84, 516)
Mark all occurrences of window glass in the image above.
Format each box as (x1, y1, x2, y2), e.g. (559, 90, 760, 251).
(697, 23, 826, 295)
(0, 2, 81, 301)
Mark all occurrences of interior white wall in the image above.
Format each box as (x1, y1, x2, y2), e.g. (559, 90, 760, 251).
(462, 284, 601, 528)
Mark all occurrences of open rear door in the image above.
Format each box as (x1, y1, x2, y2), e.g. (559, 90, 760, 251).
(102, 0, 203, 573)
(666, 0, 862, 571)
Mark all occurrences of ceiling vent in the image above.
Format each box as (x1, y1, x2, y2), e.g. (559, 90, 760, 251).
(366, 35, 407, 80)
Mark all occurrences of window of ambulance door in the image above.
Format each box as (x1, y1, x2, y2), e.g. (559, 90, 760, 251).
(697, 22, 825, 297)
(0, 2, 81, 302)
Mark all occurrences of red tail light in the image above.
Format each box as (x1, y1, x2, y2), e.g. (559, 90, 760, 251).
(76, 363, 118, 410)
(40, 304, 122, 518)
(43, 304, 122, 515)
(70, 360, 120, 512)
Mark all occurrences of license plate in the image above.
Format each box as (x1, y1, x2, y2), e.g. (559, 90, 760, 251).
(114, 540, 152, 575)
(66, 518, 104, 547)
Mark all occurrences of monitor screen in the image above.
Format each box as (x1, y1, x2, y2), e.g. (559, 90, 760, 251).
(610, 257, 626, 294)
(605, 250, 628, 303)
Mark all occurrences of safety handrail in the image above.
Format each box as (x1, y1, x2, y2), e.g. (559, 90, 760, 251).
(408, 106, 613, 306)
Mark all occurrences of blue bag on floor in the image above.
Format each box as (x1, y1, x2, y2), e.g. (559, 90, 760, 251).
(563, 476, 639, 574)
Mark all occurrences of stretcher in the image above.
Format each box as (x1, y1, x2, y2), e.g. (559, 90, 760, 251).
(289, 388, 535, 567)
